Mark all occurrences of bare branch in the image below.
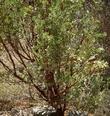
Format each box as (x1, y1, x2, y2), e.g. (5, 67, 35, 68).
(0, 59, 26, 83)
(0, 38, 16, 73)
(0, 59, 11, 72)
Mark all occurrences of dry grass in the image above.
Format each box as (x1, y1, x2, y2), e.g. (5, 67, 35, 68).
(0, 82, 28, 100)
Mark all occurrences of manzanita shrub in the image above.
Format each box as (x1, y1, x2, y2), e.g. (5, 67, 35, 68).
(0, 0, 107, 115)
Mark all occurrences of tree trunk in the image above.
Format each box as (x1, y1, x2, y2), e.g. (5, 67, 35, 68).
(56, 108, 65, 116)
(44, 69, 66, 116)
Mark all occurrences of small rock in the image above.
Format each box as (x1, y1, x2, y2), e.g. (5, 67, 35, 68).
(32, 106, 56, 116)
(68, 110, 88, 116)
(11, 108, 20, 116)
